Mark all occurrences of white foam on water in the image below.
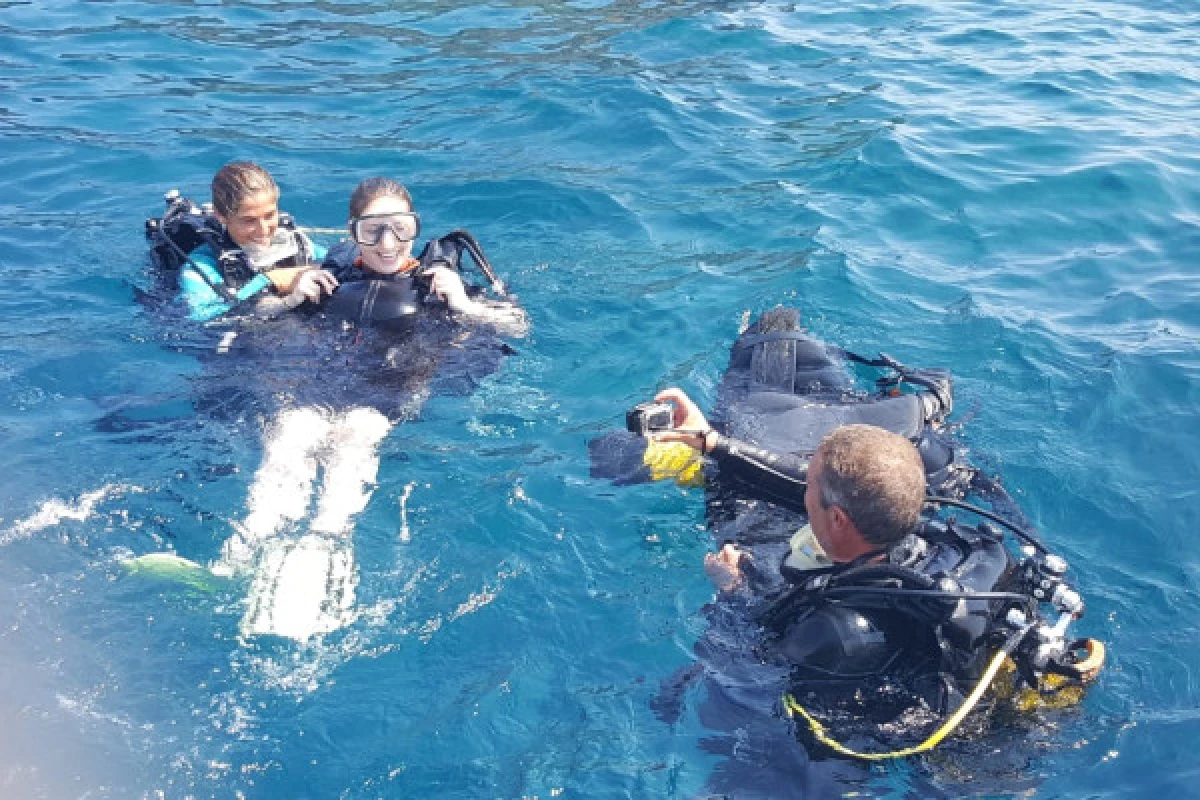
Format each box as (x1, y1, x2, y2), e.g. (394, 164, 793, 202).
(448, 563, 521, 622)
(1, 483, 143, 546)
(397, 481, 417, 543)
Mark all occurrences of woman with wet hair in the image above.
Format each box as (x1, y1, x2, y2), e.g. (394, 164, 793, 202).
(177, 161, 335, 321)
(324, 176, 527, 332)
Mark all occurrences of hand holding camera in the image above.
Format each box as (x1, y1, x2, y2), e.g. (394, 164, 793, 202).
(627, 388, 717, 455)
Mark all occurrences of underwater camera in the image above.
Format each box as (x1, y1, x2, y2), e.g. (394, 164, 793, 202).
(626, 402, 675, 435)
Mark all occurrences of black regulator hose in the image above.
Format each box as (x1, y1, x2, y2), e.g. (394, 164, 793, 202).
(924, 494, 1049, 554)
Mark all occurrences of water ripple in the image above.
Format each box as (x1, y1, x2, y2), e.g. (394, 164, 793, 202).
(1, 0, 1200, 796)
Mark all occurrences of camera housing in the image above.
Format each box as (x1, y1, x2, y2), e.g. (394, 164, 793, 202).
(626, 402, 675, 435)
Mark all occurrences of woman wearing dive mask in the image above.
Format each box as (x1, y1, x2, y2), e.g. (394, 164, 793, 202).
(176, 161, 335, 321)
(325, 177, 528, 332)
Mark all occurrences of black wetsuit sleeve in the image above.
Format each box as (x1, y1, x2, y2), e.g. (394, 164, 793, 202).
(709, 434, 809, 514)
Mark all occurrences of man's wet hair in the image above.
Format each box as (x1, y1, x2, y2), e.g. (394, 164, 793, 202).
(211, 162, 278, 217)
(815, 424, 927, 547)
(349, 177, 413, 218)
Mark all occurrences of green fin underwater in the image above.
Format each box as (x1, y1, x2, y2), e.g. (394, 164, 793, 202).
(121, 552, 223, 592)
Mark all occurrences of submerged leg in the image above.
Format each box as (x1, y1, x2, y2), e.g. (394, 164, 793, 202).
(214, 406, 332, 575)
(241, 532, 358, 641)
(310, 407, 393, 535)
(240, 407, 392, 641)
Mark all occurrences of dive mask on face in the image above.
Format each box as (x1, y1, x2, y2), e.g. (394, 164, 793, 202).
(350, 212, 421, 246)
(241, 229, 299, 269)
(784, 524, 831, 572)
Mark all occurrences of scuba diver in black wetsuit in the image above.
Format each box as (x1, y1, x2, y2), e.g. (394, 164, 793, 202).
(145, 161, 333, 322)
(141, 174, 525, 417)
(596, 307, 1104, 763)
(319, 176, 526, 336)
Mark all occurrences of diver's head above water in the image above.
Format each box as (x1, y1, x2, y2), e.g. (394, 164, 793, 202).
(804, 424, 926, 563)
(348, 177, 421, 276)
(343, 177, 490, 319)
(648, 387, 927, 588)
(211, 161, 281, 254)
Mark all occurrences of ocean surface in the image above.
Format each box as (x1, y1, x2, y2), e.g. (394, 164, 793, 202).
(1, 0, 1198, 797)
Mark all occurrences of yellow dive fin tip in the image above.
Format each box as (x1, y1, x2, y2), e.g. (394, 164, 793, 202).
(641, 439, 705, 486)
(122, 553, 220, 591)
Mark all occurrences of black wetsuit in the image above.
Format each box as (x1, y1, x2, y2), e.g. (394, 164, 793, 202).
(605, 308, 1001, 702)
(593, 308, 1019, 793)
(708, 433, 810, 515)
(133, 234, 516, 424)
(702, 414, 1009, 713)
(701, 431, 934, 698)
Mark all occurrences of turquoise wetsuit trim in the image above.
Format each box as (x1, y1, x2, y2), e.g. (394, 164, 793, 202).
(178, 244, 237, 321)
(177, 238, 328, 322)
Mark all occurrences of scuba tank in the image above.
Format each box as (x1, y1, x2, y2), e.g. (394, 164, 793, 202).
(776, 499, 1106, 760)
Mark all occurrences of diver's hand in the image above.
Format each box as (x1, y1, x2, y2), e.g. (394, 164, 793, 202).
(286, 268, 338, 306)
(652, 388, 717, 454)
(426, 267, 477, 313)
(474, 300, 530, 337)
(705, 543, 746, 592)
(425, 267, 530, 336)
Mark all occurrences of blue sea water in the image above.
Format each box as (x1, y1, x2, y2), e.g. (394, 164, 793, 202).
(1, 0, 1198, 796)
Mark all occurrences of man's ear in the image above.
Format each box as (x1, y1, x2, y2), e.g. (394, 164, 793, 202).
(827, 505, 858, 550)
(828, 505, 851, 532)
